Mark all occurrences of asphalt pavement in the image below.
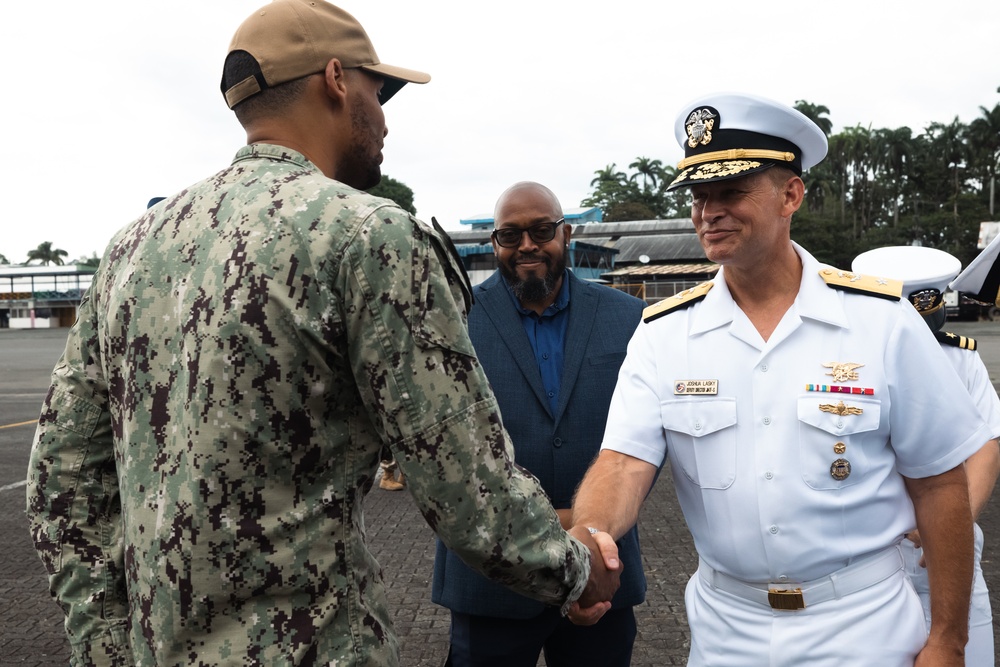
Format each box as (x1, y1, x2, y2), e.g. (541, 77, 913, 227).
(3, 322, 1000, 666)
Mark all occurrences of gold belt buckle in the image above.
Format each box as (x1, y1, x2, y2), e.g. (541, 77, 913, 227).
(767, 587, 805, 610)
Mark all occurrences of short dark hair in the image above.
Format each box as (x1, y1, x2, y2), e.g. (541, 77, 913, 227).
(763, 166, 799, 189)
(223, 50, 313, 125)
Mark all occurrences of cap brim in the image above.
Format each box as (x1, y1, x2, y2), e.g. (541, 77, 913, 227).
(666, 160, 776, 192)
(361, 62, 430, 104)
(950, 233, 1000, 305)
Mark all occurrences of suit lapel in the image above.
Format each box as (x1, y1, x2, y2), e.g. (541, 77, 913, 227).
(554, 273, 597, 424)
(477, 274, 552, 415)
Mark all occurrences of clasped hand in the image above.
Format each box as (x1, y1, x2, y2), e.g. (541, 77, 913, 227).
(566, 525, 622, 625)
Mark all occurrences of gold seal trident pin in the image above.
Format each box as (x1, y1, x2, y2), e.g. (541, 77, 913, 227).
(819, 401, 863, 416)
(822, 361, 864, 382)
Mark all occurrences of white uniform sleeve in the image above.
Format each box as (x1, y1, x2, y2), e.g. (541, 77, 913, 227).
(961, 350, 1000, 439)
(600, 319, 668, 467)
(887, 304, 992, 477)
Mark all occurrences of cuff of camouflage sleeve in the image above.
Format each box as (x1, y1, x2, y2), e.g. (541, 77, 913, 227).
(559, 535, 592, 616)
(70, 621, 134, 667)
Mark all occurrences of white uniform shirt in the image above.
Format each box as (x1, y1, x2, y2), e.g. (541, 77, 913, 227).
(603, 244, 990, 583)
(940, 341, 1000, 438)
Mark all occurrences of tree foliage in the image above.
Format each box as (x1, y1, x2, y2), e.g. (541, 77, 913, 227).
(582, 90, 1000, 268)
(73, 252, 101, 268)
(0, 253, 9, 265)
(367, 174, 417, 215)
(26, 241, 69, 266)
(581, 159, 691, 221)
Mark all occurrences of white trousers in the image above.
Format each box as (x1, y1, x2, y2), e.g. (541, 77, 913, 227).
(902, 522, 994, 667)
(686, 567, 926, 666)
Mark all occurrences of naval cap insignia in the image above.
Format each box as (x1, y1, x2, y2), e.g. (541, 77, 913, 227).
(822, 362, 864, 382)
(908, 288, 942, 314)
(686, 107, 718, 148)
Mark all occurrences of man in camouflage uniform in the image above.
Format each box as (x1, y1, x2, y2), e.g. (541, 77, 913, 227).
(24, 2, 619, 665)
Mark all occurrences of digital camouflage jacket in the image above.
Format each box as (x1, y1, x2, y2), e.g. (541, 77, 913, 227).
(26, 144, 590, 667)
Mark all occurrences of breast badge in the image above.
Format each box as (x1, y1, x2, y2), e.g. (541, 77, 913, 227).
(819, 401, 863, 416)
(822, 362, 864, 382)
(830, 458, 852, 481)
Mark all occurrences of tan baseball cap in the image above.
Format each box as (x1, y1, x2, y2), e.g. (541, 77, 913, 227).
(221, 0, 430, 109)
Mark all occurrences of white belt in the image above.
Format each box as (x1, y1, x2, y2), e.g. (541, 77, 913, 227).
(698, 544, 904, 611)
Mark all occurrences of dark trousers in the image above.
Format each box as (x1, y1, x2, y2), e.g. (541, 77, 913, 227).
(445, 606, 636, 667)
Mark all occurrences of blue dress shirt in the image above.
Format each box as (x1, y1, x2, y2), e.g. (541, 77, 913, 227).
(502, 272, 570, 414)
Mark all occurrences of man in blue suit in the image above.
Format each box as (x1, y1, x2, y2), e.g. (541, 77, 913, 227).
(432, 182, 647, 666)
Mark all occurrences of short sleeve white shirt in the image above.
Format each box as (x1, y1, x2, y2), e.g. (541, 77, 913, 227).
(939, 341, 1000, 439)
(603, 243, 990, 582)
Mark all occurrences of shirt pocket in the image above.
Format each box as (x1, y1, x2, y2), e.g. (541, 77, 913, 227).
(796, 395, 881, 489)
(660, 397, 738, 489)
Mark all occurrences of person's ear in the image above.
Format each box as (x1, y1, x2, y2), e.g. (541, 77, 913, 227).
(780, 176, 805, 217)
(322, 58, 348, 107)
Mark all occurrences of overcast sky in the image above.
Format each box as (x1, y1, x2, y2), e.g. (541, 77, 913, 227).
(2, 0, 998, 262)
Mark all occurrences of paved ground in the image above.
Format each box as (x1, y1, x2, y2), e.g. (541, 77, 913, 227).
(4, 322, 1000, 665)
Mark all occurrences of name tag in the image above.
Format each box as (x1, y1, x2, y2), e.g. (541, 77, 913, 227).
(674, 380, 718, 395)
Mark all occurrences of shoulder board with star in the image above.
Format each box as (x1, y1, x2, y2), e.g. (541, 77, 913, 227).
(643, 282, 714, 323)
(935, 330, 978, 351)
(819, 268, 902, 301)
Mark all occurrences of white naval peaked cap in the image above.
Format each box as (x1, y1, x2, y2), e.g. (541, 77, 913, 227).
(666, 92, 829, 191)
(950, 232, 1000, 306)
(852, 246, 961, 294)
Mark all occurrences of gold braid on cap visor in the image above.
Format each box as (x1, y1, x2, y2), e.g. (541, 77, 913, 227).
(677, 148, 796, 170)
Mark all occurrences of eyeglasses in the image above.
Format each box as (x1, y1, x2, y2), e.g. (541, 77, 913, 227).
(491, 219, 565, 248)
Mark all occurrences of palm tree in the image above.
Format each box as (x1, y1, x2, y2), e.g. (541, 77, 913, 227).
(794, 100, 834, 136)
(26, 241, 69, 266)
(628, 156, 664, 192)
(590, 163, 627, 189)
(73, 252, 101, 268)
(968, 103, 1000, 216)
(925, 117, 969, 223)
(874, 127, 913, 226)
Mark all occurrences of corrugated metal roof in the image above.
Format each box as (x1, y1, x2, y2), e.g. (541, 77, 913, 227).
(460, 206, 601, 226)
(602, 263, 719, 277)
(454, 240, 613, 256)
(0, 265, 97, 277)
(446, 218, 707, 264)
(572, 218, 692, 236)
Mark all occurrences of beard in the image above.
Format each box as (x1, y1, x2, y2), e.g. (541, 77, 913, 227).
(344, 96, 383, 191)
(498, 252, 566, 307)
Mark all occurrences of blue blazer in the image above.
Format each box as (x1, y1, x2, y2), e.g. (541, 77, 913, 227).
(432, 270, 647, 618)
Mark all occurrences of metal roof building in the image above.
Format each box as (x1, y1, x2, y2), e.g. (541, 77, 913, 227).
(0, 264, 96, 328)
(448, 217, 716, 301)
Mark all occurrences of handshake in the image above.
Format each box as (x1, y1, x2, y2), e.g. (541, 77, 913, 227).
(566, 523, 623, 626)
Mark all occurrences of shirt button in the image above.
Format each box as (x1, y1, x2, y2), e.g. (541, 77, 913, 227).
(547, 391, 555, 398)
(693, 420, 703, 431)
(769, 525, 779, 534)
(763, 416, 771, 425)
(836, 419, 844, 429)
(778, 575, 788, 582)
(542, 353, 549, 360)
(765, 471, 773, 480)
(760, 364, 768, 372)
(553, 437, 562, 448)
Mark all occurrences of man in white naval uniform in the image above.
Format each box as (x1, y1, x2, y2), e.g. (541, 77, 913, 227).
(853, 245, 1000, 667)
(570, 93, 991, 666)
